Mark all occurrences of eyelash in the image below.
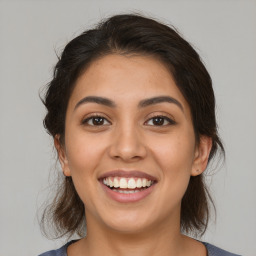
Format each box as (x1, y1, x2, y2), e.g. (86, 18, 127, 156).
(81, 114, 176, 127)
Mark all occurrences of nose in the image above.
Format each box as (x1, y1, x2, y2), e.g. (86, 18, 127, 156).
(108, 124, 147, 162)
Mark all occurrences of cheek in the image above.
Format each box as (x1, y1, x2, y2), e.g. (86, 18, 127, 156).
(65, 132, 104, 173)
(151, 146, 193, 217)
(149, 132, 195, 197)
(150, 131, 196, 172)
(64, 134, 105, 206)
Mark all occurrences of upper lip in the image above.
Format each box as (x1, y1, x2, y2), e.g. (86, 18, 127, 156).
(98, 170, 158, 181)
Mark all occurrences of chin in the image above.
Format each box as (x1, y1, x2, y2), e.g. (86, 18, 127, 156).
(99, 211, 151, 234)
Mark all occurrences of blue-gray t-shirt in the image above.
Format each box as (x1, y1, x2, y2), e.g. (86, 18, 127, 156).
(39, 240, 241, 256)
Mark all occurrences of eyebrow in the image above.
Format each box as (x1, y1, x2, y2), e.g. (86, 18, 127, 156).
(74, 96, 117, 110)
(138, 96, 184, 111)
(74, 95, 183, 112)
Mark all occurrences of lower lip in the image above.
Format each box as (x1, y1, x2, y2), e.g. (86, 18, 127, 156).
(100, 182, 156, 203)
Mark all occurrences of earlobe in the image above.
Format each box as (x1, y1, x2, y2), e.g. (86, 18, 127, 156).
(54, 135, 71, 177)
(191, 136, 212, 176)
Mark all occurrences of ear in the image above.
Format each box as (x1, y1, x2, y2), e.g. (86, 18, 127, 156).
(191, 136, 212, 176)
(54, 135, 71, 177)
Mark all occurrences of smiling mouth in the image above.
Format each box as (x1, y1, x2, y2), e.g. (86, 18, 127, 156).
(102, 177, 155, 194)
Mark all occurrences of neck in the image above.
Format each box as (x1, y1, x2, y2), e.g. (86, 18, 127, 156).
(77, 214, 186, 256)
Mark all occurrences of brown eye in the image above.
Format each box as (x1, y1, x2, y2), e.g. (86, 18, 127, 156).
(152, 117, 165, 125)
(92, 117, 104, 125)
(145, 116, 176, 126)
(82, 116, 111, 126)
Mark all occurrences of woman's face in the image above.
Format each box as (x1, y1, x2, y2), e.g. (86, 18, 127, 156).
(57, 54, 211, 234)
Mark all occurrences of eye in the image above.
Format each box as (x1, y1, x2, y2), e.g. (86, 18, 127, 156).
(145, 115, 176, 126)
(82, 115, 111, 126)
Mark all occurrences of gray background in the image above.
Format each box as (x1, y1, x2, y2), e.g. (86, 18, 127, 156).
(0, 1, 255, 255)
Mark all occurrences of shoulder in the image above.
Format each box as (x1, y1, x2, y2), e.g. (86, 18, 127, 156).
(203, 242, 242, 256)
(38, 240, 242, 256)
(38, 241, 75, 256)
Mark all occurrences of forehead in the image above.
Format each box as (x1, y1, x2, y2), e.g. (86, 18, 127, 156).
(69, 54, 190, 112)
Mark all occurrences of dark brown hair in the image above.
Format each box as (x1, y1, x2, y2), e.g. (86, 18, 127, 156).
(41, 13, 224, 238)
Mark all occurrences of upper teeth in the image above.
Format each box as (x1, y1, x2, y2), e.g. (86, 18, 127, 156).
(103, 177, 153, 189)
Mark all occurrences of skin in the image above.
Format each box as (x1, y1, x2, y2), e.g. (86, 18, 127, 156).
(55, 54, 212, 256)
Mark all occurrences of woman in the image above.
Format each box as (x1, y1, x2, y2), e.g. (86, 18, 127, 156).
(39, 14, 241, 256)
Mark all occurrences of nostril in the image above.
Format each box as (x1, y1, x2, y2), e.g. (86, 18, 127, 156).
(108, 135, 147, 161)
